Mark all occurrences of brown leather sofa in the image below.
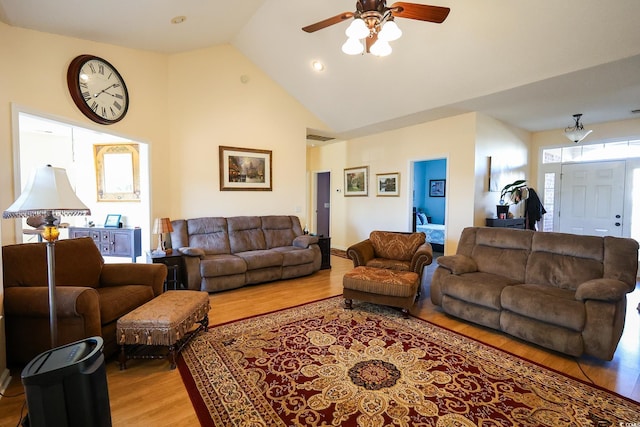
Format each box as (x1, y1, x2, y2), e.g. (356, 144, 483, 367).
(431, 227, 639, 360)
(170, 215, 321, 292)
(2, 237, 167, 365)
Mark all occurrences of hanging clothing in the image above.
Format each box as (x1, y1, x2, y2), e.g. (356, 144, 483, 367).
(524, 188, 546, 230)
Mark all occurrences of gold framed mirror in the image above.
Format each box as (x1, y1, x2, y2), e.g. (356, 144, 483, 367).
(94, 143, 141, 202)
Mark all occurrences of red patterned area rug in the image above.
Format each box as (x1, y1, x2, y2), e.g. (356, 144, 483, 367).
(178, 296, 639, 426)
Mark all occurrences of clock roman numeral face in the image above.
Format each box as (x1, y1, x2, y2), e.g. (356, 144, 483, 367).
(77, 59, 128, 121)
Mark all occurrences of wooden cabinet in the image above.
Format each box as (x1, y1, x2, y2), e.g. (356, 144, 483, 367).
(485, 218, 525, 229)
(69, 227, 142, 262)
(147, 252, 185, 290)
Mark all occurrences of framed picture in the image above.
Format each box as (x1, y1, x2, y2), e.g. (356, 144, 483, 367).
(344, 166, 368, 196)
(219, 146, 272, 191)
(376, 172, 399, 196)
(104, 214, 121, 228)
(94, 143, 141, 202)
(429, 179, 446, 197)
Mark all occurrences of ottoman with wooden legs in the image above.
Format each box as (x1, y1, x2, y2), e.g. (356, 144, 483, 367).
(117, 290, 209, 369)
(343, 266, 420, 317)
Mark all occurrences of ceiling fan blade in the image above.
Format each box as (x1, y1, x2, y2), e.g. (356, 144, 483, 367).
(390, 2, 450, 23)
(302, 12, 354, 33)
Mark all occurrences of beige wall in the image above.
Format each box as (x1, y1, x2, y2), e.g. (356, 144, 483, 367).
(166, 45, 326, 220)
(308, 113, 479, 254)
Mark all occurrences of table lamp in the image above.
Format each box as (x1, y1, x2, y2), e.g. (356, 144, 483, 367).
(152, 217, 173, 255)
(3, 165, 90, 348)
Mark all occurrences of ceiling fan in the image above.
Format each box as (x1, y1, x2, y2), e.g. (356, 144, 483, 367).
(302, 0, 450, 56)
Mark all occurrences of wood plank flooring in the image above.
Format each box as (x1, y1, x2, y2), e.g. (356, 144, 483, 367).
(1, 255, 639, 426)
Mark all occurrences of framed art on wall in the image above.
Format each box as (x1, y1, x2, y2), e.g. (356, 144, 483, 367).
(219, 146, 272, 191)
(376, 172, 399, 196)
(344, 166, 368, 196)
(429, 179, 446, 197)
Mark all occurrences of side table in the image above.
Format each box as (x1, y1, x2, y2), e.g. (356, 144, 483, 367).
(147, 251, 185, 290)
(317, 236, 331, 270)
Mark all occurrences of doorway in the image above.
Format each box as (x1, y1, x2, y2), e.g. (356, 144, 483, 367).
(13, 110, 151, 258)
(558, 161, 625, 237)
(412, 158, 447, 252)
(315, 171, 330, 237)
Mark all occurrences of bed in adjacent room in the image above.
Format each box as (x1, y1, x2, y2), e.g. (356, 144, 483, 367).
(414, 210, 444, 252)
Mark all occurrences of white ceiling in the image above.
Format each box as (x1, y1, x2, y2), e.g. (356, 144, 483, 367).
(2, 0, 640, 141)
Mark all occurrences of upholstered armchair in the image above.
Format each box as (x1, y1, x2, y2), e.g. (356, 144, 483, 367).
(2, 237, 167, 365)
(346, 230, 433, 280)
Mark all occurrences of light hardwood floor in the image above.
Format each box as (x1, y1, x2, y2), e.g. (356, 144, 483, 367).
(1, 255, 639, 426)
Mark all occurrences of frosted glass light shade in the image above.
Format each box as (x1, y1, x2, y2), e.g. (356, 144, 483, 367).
(370, 40, 392, 57)
(342, 37, 364, 55)
(345, 19, 369, 39)
(565, 128, 593, 143)
(378, 20, 402, 41)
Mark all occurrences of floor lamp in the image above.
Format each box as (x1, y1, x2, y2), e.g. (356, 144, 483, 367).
(3, 165, 90, 348)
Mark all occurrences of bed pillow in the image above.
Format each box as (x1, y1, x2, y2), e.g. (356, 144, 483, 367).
(418, 213, 428, 225)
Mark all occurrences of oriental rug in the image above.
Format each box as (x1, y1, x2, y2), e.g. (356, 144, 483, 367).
(177, 296, 639, 426)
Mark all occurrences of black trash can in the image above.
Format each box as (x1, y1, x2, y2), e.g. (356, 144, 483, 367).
(21, 336, 112, 427)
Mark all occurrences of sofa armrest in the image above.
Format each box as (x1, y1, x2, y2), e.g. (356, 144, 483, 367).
(575, 279, 631, 302)
(436, 254, 478, 275)
(346, 239, 374, 267)
(411, 242, 434, 277)
(293, 235, 319, 248)
(100, 263, 167, 297)
(178, 246, 206, 257)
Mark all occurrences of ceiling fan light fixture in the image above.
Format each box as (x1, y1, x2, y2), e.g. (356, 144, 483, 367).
(564, 113, 593, 143)
(345, 18, 369, 39)
(378, 20, 402, 42)
(370, 39, 392, 57)
(342, 37, 364, 55)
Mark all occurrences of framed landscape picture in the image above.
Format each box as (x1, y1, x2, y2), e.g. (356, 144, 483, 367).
(344, 166, 368, 196)
(219, 146, 272, 191)
(429, 179, 446, 197)
(376, 172, 399, 196)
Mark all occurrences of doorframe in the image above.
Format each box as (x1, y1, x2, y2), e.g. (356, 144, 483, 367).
(10, 104, 152, 252)
(311, 169, 331, 237)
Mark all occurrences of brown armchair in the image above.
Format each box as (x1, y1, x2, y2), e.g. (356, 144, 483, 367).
(344, 231, 433, 314)
(346, 231, 433, 279)
(2, 237, 167, 365)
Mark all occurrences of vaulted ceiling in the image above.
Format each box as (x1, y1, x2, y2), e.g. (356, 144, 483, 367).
(2, 0, 640, 140)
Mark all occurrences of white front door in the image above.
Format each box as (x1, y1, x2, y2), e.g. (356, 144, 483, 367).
(558, 161, 625, 237)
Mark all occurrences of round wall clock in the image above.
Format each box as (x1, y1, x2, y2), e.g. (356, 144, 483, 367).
(67, 54, 129, 125)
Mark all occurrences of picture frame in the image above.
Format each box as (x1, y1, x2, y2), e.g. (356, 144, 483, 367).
(94, 143, 141, 202)
(219, 146, 272, 191)
(376, 172, 399, 196)
(104, 214, 121, 228)
(429, 179, 446, 197)
(344, 166, 368, 196)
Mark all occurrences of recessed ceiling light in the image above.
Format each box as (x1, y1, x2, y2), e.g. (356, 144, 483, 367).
(311, 60, 325, 72)
(171, 16, 187, 24)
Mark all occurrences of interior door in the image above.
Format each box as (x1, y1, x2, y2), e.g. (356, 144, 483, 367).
(316, 172, 330, 237)
(558, 161, 625, 236)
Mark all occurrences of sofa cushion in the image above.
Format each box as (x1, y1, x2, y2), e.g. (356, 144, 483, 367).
(501, 284, 585, 331)
(228, 216, 266, 253)
(97, 285, 155, 325)
(200, 254, 247, 277)
(525, 252, 603, 291)
(441, 272, 519, 310)
(262, 215, 298, 248)
(187, 217, 230, 255)
(235, 250, 283, 270)
(271, 247, 317, 266)
(369, 231, 425, 261)
(366, 258, 411, 271)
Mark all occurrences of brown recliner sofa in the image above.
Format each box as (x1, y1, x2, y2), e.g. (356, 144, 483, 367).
(2, 237, 167, 365)
(431, 227, 639, 360)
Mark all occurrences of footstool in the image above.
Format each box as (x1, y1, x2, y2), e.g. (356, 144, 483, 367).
(343, 266, 420, 317)
(117, 290, 210, 370)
